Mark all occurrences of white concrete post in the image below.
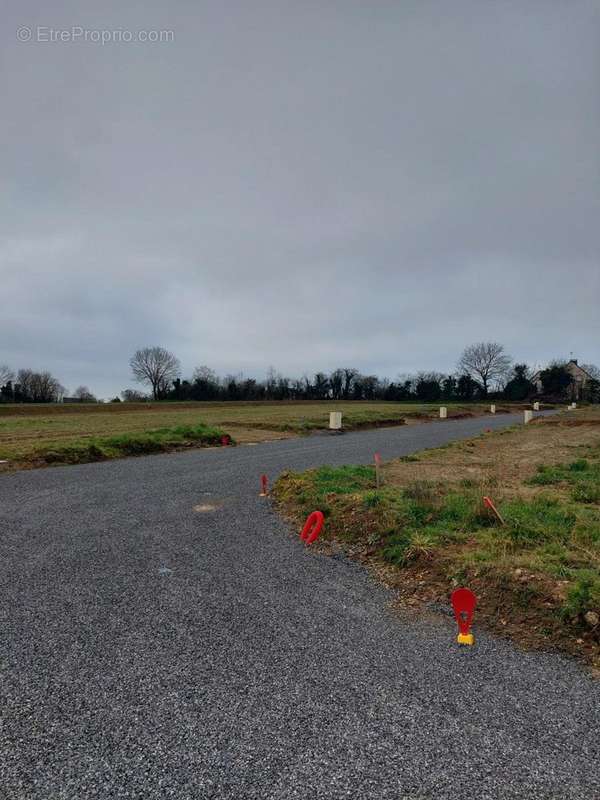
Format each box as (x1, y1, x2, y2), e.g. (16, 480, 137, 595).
(439, 407, 447, 419)
(533, 402, 540, 411)
(524, 410, 533, 424)
(490, 404, 496, 414)
(329, 411, 342, 430)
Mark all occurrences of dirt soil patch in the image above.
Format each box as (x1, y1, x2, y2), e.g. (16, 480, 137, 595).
(384, 413, 600, 493)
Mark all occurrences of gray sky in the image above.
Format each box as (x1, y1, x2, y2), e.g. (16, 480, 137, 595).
(2, 1, 599, 398)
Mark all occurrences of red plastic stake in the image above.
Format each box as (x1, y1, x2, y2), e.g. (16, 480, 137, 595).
(451, 588, 477, 646)
(483, 495, 505, 525)
(259, 474, 268, 496)
(300, 511, 324, 545)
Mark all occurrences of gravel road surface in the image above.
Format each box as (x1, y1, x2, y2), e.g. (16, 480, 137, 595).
(1, 412, 598, 799)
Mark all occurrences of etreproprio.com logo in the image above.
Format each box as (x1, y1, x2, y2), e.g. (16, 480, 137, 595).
(16, 26, 174, 44)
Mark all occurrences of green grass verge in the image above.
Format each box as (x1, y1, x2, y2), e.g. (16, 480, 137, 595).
(527, 457, 600, 504)
(37, 423, 230, 465)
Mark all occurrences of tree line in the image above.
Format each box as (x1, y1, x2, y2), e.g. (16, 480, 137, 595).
(1, 342, 599, 404)
(0, 368, 67, 403)
(122, 344, 599, 403)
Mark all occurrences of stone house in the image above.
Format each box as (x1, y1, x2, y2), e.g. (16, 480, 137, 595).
(532, 359, 593, 400)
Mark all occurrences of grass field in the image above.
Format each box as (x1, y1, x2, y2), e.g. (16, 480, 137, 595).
(273, 408, 600, 667)
(0, 400, 511, 469)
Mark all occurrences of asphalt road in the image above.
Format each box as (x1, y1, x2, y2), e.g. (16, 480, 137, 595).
(1, 412, 599, 800)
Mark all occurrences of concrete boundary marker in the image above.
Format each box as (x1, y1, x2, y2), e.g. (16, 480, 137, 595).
(329, 411, 342, 430)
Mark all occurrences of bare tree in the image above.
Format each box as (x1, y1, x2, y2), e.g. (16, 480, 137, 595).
(457, 342, 512, 395)
(16, 369, 34, 399)
(313, 372, 330, 399)
(73, 385, 97, 402)
(121, 388, 149, 402)
(36, 372, 65, 402)
(329, 369, 344, 400)
(361, 374, 380, 400)
(342, 367, 358, 399)
(192, 365, 218, 383)
(130, 346, 181, 400)
(16, 369, 65, 402)
(265, 366, 278, 397)
(0, 365, 13, 385)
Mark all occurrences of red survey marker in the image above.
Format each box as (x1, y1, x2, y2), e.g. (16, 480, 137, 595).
(259, 474, 268, 496)
(451, 588, 477, 646)
(300, 511, 324, 545)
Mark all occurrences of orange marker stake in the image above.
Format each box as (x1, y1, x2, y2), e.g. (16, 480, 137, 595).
(259, 474, 268, 497)
(483, 495, 505, 525)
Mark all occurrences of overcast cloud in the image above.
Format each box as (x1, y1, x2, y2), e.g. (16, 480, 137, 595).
(1, 0, 599, 397)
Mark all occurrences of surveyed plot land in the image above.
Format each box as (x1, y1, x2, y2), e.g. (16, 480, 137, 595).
(0, 400, 510, 470)
(273, 408, 600, 668)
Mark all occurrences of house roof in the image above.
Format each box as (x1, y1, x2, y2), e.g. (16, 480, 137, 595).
(532, 360, 594, 382)
(568, 360, 594, 379)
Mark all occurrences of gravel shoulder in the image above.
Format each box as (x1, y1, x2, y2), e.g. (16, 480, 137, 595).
(1, 412, 598, 799)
